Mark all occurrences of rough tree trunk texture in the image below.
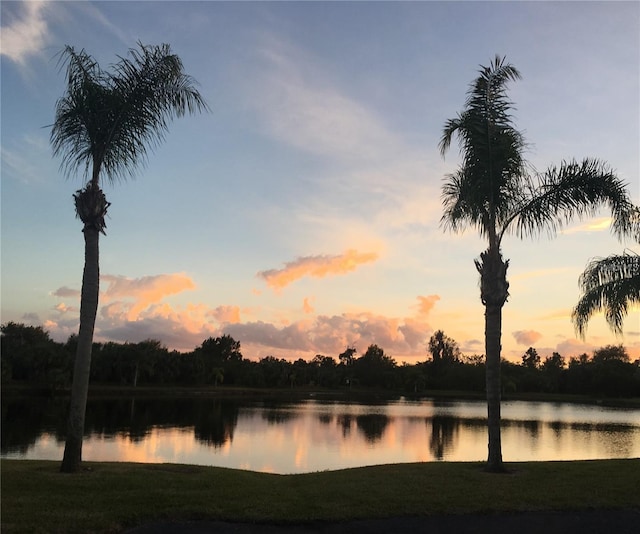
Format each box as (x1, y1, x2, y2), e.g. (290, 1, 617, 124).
(477, 248, 510, 472)
(484, 301, 504, 471)
(61, 226, 100, 473)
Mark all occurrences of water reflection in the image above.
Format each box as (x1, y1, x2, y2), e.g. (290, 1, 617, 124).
(2, 396, 638, 473)
(428, 416, 459, 460)
(356, 414, 389, 443)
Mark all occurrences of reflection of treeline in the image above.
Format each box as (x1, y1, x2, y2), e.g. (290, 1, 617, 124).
(2, 322, 639, 398)
(1, 396, 240, 453)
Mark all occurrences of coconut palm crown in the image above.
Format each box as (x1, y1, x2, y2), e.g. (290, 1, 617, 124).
(439, 55, 637, 472)
(51, 42, 208, 473)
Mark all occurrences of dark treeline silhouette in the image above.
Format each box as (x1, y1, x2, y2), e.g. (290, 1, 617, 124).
(2, 322, 639, 398)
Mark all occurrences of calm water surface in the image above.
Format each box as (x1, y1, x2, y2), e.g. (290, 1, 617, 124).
(2, 396, 638, 473)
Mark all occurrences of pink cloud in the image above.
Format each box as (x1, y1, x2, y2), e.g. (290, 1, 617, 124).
(512, 330, 543, 346)
(101, 273, 196, 320)
(257, 249, 379, 290)
(224, 311, 432, 359)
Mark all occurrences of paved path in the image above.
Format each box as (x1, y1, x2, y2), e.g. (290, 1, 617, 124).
(125, 509, 640, 533)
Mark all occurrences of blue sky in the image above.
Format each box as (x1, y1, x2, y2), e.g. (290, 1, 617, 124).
(1, 0, 639, 362)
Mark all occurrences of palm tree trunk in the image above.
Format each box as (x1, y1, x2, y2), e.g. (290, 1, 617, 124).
(476, 247, 509, 472)
(61, 225, 100, 473)
(484, 301, 503, 471)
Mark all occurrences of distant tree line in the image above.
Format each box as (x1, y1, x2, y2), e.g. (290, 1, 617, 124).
(2, 322, 639, 398)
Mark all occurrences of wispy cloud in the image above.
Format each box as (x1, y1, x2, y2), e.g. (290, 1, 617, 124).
(258, 249, 379, 290)
(561, 217, 612, 235)
(253, 36, 402, 164)
(0, 1, 50, 65)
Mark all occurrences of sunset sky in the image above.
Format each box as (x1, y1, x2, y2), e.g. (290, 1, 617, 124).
(2, 0, 639, 364)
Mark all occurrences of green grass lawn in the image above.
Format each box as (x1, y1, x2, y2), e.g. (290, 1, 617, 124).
(2, 459, 639, 533)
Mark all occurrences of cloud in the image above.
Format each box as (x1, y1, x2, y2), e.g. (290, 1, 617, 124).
(21, 312, 40, 324)
(225, 306, 435, 360)
(303, 297, 315, 314)
(253, 36, 402, 164)
(416, 295, 441, 316)
(555, 338, 598, 358)
(0, 1, 50, 64)
(53, 303, 75, 314)
(208, 305, 241, 324)
(512, 330, 543, 345)
(561, 217, 612, 235)
(52, 286, 81, 298)
(101, 273, 196, 320)
(257, 249, 379, 290)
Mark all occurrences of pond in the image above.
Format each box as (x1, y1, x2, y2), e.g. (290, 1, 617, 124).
(2, 396, 638, 473)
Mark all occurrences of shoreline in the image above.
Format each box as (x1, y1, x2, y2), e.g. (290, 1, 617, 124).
(3, 382, 639, 408)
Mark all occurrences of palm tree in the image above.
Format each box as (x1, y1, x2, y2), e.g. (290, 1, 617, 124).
(51, 43, 208, 473)
(439, 55, 636, 472)
(572, 249, 640, 336)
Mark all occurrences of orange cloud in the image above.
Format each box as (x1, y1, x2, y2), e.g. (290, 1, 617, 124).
(257, 249, 379, 290)
(303, 297, 315, 314)
(416, 294, 441, 316)
(101, 273, 195, 320)
(208, 305, 241, 324)
(512, 330, 543, 345)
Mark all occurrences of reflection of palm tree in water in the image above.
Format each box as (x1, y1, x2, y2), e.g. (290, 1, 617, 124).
(356, 414, 390, 443)
(337, 414, 352, 437)
(429, 416, 460, 460)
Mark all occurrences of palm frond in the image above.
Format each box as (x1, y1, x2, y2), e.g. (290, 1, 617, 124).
(50, 42, 209, 184)
(506, 158, 637, 242)
(572, 252, 640, 336)
(51, 46, 109, 180)
(439, 56, 529, 241)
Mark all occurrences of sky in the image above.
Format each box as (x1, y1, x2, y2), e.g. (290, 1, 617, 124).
(1, 0, 639, 364)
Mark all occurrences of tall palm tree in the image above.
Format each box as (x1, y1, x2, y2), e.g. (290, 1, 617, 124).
(572, 249, 640, 336)
(439, 55, 636, 472)
(51, 43, 208, 473)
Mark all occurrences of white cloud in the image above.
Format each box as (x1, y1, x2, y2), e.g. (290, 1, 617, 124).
(0, 1, 50, 64)
(253, 37, 402, 164)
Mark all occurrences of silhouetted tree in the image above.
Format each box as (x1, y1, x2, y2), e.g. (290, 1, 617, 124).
(439, 55, 637, 471)
(51, 42, 208, 472)
(521, 347, 541, 369)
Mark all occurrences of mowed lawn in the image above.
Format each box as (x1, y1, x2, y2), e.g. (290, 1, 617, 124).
(2, 459, 639, 533)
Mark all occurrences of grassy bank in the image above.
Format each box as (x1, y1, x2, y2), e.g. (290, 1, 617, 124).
(2, 459, 639, 533)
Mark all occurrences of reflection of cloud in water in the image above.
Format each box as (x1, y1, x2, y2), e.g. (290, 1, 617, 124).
(2, 398, 639, 472)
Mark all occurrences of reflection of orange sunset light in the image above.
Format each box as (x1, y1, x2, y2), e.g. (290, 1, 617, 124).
(6, 400, 638, 472)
